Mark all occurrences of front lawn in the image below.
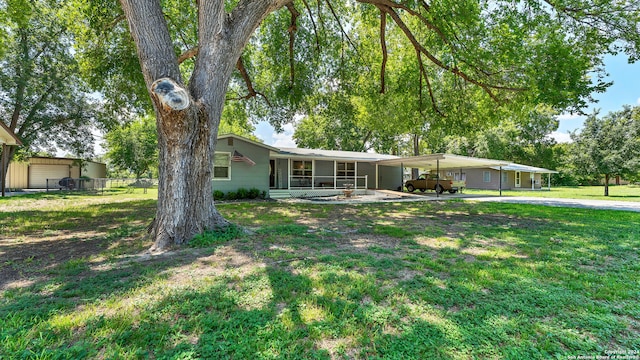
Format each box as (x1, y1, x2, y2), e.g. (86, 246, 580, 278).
(1, 191, 638, 359)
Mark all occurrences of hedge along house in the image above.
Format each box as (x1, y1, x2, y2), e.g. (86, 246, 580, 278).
(5, 157, 107, 189)
(214, 134, 403, 198)
(1, 122, 23, 196)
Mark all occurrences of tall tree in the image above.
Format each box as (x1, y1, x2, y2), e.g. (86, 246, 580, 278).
(105, 115, 158, 179)
(0, 0, 101, 184)
(570, 106, 640, 196)
(80, 0, 639, 249)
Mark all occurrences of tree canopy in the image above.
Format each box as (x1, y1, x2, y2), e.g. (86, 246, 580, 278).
(570, 106, 640, 195)
(0, 0, 104, 182)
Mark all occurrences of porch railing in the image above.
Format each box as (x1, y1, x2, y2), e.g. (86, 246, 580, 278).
(288, 175, 367, 190)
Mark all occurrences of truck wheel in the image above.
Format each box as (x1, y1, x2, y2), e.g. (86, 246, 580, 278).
(449, 189, 457, 194)
(406, 184, 415, 192)
(435, 185, 444, 194)
(420, 188, 426, 192)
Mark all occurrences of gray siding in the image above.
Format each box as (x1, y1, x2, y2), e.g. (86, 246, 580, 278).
(465, 169, 543, 190)
(357, 162, 376, 189)
(378, 165, 403, 190)
(213, 137, 271, 193)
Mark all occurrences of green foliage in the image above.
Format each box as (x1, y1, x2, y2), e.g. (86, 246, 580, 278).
(0, 0, 102, 161)
(105, 115, 158, 179)
(213, 188, 264, 201)
(189, 224, 243, 247)
(213, 190, 225, 201)
(570, 106, 640, 193)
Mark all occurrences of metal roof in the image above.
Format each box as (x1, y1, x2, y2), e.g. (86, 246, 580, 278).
(0, 122, 22, 146)
(490, 163, 559, 173)
(376, 153, 510, 169)
(272, 147, 400, 162)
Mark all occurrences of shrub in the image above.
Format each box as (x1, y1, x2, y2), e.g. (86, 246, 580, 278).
(236, 187, 249, 199)
(213, 190, 225, 200)
(248, 188, 261, 199)
(225, 191, 237, 200)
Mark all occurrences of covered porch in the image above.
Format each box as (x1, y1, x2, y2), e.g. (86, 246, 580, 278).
(269, 147, 401, 198)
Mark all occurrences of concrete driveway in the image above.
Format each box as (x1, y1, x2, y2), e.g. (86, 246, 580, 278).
(462, 195, 640, 212)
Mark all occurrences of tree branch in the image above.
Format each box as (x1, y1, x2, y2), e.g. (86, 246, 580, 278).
(377, 5, 505, 102)
(416, 52, 444, 116)
(301, 0, 321, 51)
(286, 3, 300, 88)
(178, 47, 199, 64)
(324, 0, 362, 61)
(232, 57, 272, 106)
(119, 0, 181, 87)
(378, 7, 387, 94)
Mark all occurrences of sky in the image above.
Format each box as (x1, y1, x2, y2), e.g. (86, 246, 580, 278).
(253, 53, 640, 148)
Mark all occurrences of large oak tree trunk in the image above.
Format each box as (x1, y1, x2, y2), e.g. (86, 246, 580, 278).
(120, 0, 286, 250)
(150, 103, 229, 250)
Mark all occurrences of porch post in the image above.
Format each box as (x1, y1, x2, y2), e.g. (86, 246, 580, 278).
(287, 158, 291, 190)
(1, 144, 6, 197)
(548, 172, 551, 190)
(375, 163, 379, 189)
(354, 162, 358, 190)
(334, 161, 337, 189)
(531, 173, 535, 190)
(312, 159, 315, 189)
(400, 162, 404, 192)
(499, 166, 503, 197)
(436, 159, 440, 198)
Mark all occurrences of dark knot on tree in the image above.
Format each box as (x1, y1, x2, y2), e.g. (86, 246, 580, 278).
(151, 78, 190, 111)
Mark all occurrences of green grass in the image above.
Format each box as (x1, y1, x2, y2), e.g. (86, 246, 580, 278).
(464, 184, 640, 201)
(1, 190, 639, 359)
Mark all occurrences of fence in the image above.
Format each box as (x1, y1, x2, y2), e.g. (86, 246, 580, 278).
(45, 178, 158, 193)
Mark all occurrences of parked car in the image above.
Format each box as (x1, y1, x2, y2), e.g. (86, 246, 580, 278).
(405, 174, 459, 194)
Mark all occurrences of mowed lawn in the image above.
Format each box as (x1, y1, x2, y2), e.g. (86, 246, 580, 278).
(0, 190, 639, 359)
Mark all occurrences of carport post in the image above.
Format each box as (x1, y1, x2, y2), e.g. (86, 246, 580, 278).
(400, 162, 404, 191)
(1, 144, 6, 197)
(499, 166, 502, 197)
(436, 159, 440, 198)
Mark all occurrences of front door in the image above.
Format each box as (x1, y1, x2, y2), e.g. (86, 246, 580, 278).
(269, 160, 275, 188)
(515, 171, 521, 188)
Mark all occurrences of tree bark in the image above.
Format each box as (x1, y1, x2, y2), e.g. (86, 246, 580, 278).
(604, 174, 609, 196)
(119, 0, 289, 250)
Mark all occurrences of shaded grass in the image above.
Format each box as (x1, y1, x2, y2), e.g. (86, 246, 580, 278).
(1, 193, 639, 359)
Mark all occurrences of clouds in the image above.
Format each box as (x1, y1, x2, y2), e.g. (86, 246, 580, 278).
(255, 121, 297, 148)
(272, 123, 297, 148)
(549, 131, 572, 143)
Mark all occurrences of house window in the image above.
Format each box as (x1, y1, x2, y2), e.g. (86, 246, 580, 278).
(292, 160, 312, 178)
(483, 171, 491, 183)
(213, 152, 231, 180)
(337, 162, 355, 178)
(501, 172, 508, 185)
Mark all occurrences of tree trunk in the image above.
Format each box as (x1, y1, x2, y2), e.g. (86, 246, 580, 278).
(604, 174, 609, 196)
(150, 103, 229, 250)
(120, 0, 287, 250)
(411, 134, 420, 179)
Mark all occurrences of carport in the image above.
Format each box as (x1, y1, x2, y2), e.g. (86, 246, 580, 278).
(1, 122, 23, 197)
(376, 154, 510, 197)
